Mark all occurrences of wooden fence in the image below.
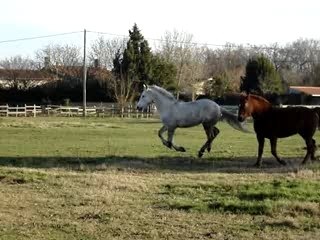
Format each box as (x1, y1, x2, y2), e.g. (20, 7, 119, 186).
(3, 104, 312, 118)
(0, 104, 42, 117)
(0, 103, 156, 118)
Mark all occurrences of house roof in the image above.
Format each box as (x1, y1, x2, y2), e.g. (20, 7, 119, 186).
(289, 86, 320, 96)
(0, 69, 57, 81)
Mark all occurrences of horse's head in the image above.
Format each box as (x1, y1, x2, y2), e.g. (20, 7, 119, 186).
(238, 93, 272, 121)
(237, 93, 252, 122)
(137, 85, 153, 111)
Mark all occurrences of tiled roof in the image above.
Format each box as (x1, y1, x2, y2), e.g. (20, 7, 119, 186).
(289, 86, 320, 96)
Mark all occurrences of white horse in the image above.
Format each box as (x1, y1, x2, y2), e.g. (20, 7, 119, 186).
(137, 85, 248, 157)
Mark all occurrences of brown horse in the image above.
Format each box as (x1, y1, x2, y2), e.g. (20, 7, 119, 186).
(237, 93, 319, 166)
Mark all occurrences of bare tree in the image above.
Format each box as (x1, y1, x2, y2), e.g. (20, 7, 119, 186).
(0, 55, 37, 70)
(88, 36, 126, 70)
(0, 55, 39, 89)
(110, 49, 137, 115)
(110, 73, 136, 115)
(35, 44, 82, 68)
(157, 30, 195, 99)
(34, 43, 83, 87)
(187, 46, 207, 100)
(203, 44, 249, 95)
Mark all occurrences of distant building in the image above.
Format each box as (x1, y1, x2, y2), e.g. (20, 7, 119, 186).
(0, 69, 59, 89)
(0, 66, 111, 90)
(288, 86, 320, 105)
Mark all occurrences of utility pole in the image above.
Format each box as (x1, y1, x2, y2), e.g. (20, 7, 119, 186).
(82, 29, 87, 117)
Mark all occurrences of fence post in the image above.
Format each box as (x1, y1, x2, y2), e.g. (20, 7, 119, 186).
(6, 104, 8, 117)
(33, 104, 36, 117)
(128, 104, 131, 118)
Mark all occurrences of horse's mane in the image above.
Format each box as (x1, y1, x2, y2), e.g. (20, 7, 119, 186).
(249, 94, 271, 106)
(149, 85, 177, 102)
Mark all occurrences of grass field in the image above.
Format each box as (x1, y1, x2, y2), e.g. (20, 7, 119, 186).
(0, 117, 320, 239)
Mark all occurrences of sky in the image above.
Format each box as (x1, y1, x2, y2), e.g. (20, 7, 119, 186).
(1, 0, 320, 58)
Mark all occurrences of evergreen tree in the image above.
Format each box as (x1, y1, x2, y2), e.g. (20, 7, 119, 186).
(151, 55, 177, 90)
(240, 58, 262, 94)
(240, 55, 284, 94)
(112, 24, 176, 102)
(120, 23, 153, 89)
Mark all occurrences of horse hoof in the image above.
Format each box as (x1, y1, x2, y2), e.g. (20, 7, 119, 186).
(198, 152, 203, 158)
(163, 142, 172, 149)
(207, 147, 211, 153)
(280, 160, 287, 166)
(175, 146, 186, 152)
(253, 163, 262, 168)
(179, 147, 186, 152)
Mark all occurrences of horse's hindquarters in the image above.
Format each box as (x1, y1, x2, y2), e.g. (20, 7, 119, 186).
(253, 108, 318, 139)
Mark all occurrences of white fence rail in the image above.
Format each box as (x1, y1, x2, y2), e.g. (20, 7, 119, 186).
(0, 104, 156, 118)
(0, 104, 42, 117)
(281, 105, 320, 108)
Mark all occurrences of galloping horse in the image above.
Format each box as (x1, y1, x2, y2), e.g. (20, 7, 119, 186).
(238, 93, 319, 166)
(137, 85, 248, 157)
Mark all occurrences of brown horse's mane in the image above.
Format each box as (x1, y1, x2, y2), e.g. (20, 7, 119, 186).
(248, 94, 272, 107)
(241, 93, 272, 116)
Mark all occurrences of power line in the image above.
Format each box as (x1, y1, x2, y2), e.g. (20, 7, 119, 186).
(87, 30, 129, 39)
(0, 29, 310, 52)
(0, 31, 83, 44)
(86, 30, 284, 50)
(87, 30, 234, 48)
(0, 29, 319, 53)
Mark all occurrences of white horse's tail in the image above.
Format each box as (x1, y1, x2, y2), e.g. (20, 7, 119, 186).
(220, 107, 250, 133)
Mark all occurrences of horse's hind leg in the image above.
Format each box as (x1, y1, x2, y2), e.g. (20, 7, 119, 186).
(302, 137, 315, 164)
(198, 124, 217, 158)
(270, 137, 287, 166)
(207, 127, 220, 153)
(311, 139, 317, 161)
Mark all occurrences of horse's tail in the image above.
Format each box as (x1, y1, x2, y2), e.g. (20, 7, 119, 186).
(220, 107, 250, 133)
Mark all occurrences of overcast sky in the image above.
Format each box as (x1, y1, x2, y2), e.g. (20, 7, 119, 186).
(1, 0, 320, 58)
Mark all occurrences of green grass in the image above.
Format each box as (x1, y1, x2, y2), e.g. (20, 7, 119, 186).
(0, 117, 320, 239)
(158, 180, 320, 216)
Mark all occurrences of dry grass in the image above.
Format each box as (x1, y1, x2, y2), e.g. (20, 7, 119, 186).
(1, 167, 320, 239)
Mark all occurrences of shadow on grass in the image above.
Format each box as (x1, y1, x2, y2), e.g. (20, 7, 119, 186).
(0, 155, 319, 173)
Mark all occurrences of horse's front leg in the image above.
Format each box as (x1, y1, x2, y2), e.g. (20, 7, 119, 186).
(167, 128, 186, 152)
(158, 126, 171, 148)
(255, 135, 265, 167)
